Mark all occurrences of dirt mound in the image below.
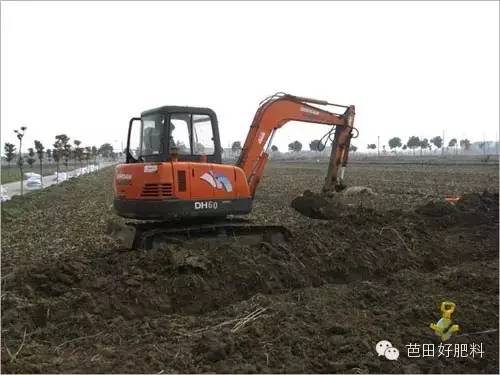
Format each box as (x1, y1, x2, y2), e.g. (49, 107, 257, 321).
(415, 191, 498, 226)
(457, 191, 499, 214)
(415, 200, 458, 217)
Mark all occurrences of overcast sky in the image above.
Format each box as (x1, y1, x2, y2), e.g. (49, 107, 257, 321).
(1, 1, 499, 153)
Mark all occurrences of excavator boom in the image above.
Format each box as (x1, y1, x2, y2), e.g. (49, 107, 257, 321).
(237, 93, 356, 196)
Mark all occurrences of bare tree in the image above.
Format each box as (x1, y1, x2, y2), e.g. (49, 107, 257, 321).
(34, 140, 45, 186)
(46, 149, 52, 164)
(13, 126, 27, 195)
(91, 146, 98, 164)
(74, 140, 83, 169)
(84, 146, 91, 169)
(53, 137, 64, 183)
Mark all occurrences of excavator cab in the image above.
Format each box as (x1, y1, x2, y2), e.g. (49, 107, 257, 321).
(126, 106, 223, 165)
(115, 106, 253, 222)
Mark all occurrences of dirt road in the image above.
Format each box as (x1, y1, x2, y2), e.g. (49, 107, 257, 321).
(1, 162, 115, 200)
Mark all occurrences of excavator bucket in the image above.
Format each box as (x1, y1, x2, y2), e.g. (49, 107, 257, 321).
(292, 186, 377, 219)
(291, 190, 341, 220)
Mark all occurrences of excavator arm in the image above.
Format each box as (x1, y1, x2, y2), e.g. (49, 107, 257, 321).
(237, 93, 356, 197)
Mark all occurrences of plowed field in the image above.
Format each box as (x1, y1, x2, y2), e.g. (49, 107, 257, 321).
(1, 161, 498, 373)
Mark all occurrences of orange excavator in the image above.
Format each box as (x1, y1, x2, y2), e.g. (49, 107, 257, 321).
(111, 93, 356, 248)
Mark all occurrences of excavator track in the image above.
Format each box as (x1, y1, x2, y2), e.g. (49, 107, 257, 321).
(107, 218, 291, 250)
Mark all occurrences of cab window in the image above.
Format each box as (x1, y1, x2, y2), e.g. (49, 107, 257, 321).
(192, 114, 214, 155)
(168, 113, 215, 156)
(141, 114, 164, 156)
(169, 114, 191, 155)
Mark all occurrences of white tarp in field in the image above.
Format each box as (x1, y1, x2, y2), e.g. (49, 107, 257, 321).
(76, 167, 89, 176)
(54, 172, 68, 182)
(26, 176, 42, 189)
(24, 172, 41, 180)
(24, 172, 43, 190)
(1, 185, 9, 202)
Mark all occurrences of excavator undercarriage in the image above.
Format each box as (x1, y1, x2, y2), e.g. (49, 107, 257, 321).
(107, 218, 291, 250)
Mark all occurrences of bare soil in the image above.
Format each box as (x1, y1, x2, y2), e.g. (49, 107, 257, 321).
(1, 161, 498, 373)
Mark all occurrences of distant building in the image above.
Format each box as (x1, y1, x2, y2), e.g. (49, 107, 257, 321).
(222, 148, 239, 162)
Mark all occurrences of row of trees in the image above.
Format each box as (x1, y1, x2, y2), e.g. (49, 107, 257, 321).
(3, 126, 116, 189)
(368, 136, 472, 155)
(231, 140, 299, 153)
(230, 139, 355, 154)
(229, 136, 476, 156)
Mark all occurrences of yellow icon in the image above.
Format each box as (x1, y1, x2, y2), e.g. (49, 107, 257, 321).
(430, 301, 460, 341)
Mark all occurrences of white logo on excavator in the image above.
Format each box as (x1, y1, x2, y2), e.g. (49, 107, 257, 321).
(194, 201, 218, 210)
(300, 106, 320, 116)
(116, 173, 132, 180)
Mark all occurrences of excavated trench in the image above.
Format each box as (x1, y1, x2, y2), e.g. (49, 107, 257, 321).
(4, 192, 497, 321)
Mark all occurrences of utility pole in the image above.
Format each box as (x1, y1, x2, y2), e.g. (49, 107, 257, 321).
(377, 136, 380, 157)
(442, 130, 445, 156)
(496, 131, 499, 156)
